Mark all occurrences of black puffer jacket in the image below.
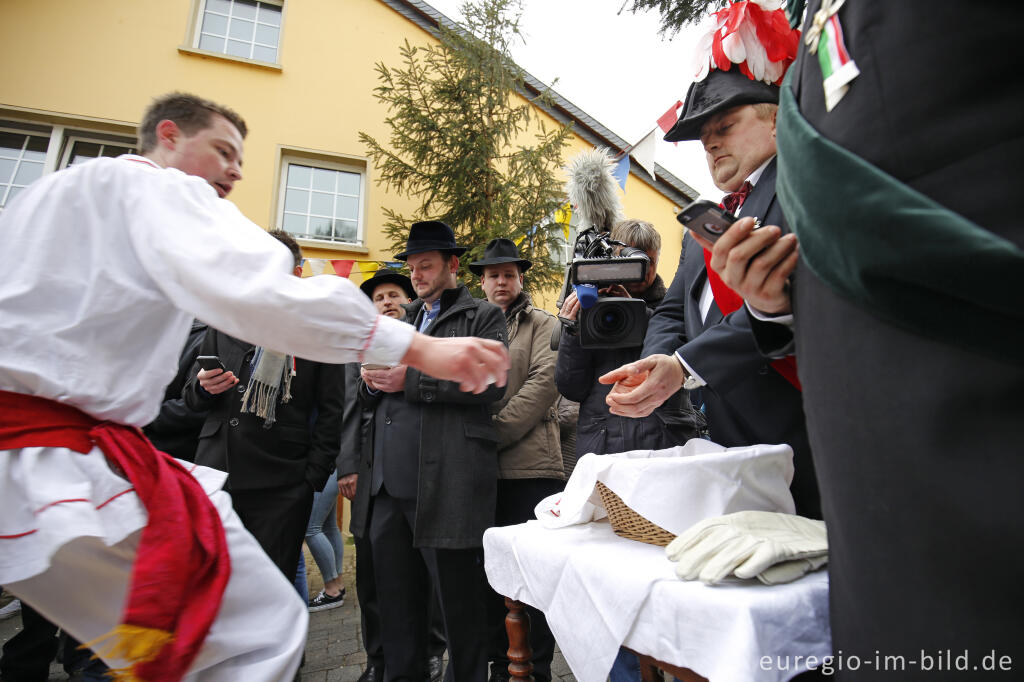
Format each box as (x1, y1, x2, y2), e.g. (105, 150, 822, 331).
(555, 276, 704, 458)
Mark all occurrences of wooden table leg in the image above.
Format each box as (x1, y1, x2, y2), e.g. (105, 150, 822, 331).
(504, 597, 534, 681)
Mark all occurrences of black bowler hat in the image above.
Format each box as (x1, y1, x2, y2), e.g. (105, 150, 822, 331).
(663, 67, 779, 142)
(359, 268, 416, 300)
(468, 238, 532, 276)
(394, 220, 467, 261)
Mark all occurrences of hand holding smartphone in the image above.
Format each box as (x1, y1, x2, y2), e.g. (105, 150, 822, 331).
(677, 199, 741, 243)
(197, 355, 226, 373)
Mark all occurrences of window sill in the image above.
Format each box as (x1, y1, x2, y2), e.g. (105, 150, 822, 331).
(177, 46, 282, 72)
(295, 238, 370, 255)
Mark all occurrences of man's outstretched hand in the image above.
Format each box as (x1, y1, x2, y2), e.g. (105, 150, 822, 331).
(691, 216, 798, 315)
(402, 333, 510, 394)
(599, 354, 685, 418)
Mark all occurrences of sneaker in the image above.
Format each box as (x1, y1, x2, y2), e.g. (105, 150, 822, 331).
(308, 588, 345, 612)
(0, 598, 20, 621)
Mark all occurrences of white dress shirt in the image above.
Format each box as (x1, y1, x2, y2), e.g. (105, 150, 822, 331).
(0, 155, 414, 584)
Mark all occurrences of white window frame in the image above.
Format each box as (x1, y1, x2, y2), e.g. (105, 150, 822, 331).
(275, 150, 368, 251)
(0, 119, 137, 212)
(0, 126, 51, 212)
(59, 134, 137, 169)
(184, 0, 285, 69)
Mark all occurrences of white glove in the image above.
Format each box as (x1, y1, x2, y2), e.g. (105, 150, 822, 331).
(665, 511, 827, 585)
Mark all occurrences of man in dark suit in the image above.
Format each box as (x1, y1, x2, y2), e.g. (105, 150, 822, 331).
(183, 230, 345, 579)
(359, 221, 507, 682)
(698, 2, 1024, 677)
(339, 268, 446, 682)
(602, 61, 819, 519)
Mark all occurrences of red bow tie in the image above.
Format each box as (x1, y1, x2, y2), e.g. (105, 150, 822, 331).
(722, 180, 754, 214)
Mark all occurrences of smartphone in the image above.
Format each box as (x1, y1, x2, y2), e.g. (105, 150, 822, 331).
(361, 363, 392, 370)
(676, 199, 739, 243)
(197, 355, 226, 372)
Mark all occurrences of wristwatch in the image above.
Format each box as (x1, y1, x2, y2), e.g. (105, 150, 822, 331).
(683, 373, 703, 391)
(676, 353, 703, 390)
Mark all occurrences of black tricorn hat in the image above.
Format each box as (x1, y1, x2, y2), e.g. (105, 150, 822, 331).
(468, 238, 532, 276)
(664, 67, 779, 142)
(394, 220, 467, 261)
(359, 268, 416, 301)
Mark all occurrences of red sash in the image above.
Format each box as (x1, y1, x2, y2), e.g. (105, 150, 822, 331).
(0, 390, 230, 681)
(701, 249, 802, 391)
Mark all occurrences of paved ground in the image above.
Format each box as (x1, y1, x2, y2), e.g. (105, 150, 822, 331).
(0, 538, 578, 681)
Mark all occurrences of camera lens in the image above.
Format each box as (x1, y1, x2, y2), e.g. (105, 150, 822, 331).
(596, 305, 626, 335)
(584, 300, 631, 342)
(578, 297, 648, 349)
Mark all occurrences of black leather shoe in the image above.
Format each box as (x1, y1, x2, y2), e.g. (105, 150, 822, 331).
(358, 667, 383, 682)
(428, 654, 444, 682)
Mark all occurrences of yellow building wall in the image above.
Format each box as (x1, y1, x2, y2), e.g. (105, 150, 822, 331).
(1, 0, 684, 312)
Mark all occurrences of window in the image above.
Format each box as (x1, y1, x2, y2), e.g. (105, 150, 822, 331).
(277, 155, 366, 246)
(195, 0, 282, 64)
(280, 162, 363, 244)
(0, 122, 136, 213)
(0, 131, 48, 211)
(61, 137, 136, 168)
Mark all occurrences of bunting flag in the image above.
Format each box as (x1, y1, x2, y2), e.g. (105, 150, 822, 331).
(300, 259, 382, 281)
(612, 155, 630, 190)
(657, 100, 683, 135)
(631, 129, 659, 182)
(554, 202, 573, 241)
(331, 260, 355, 278)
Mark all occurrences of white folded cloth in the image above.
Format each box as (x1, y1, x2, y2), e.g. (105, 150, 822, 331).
(534, 439, 796, 536)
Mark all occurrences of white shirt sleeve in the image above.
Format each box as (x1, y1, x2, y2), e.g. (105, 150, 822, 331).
(745, 302, 795, 327)
(121, 163, 413, 366)
(675, 351, 707, 388)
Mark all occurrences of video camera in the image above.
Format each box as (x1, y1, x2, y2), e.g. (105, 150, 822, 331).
(553, 226, 650, 350)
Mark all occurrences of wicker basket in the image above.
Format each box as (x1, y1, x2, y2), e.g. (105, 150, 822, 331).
(595, 481, 677, 547)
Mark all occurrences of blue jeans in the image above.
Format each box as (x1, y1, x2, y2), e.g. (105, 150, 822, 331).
(293, 549, 308, 600)
(610, 648, 641, 682)
(305, 469, 345, 583)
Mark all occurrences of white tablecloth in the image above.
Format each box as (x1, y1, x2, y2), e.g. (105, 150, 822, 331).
(484, 520, 831, 682)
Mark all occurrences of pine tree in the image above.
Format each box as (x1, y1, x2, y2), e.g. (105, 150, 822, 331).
(359, 0, 573, 294)
(620, 0, 728, 36)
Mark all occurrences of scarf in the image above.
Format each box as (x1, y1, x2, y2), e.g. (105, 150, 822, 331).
(503, 292, 532, 339)
(0, 390, 230, 682)
(239, 347, 294, 427)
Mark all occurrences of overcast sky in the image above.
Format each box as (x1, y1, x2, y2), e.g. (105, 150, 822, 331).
(424, 0, 722, 200)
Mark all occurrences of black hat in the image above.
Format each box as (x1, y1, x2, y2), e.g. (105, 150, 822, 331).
(663, 67, 779, 142)
(359, 268, 416, 301)
(394, 220, 467, 261)
(468, 238, 532, 276)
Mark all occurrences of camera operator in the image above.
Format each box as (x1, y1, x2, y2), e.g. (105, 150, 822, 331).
(555, 219, 703, 461)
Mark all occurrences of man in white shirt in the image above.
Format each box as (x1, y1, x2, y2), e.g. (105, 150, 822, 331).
(0, 92, 507, 681)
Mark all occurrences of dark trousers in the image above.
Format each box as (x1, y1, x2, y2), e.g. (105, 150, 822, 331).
(231, 480, 314, 580)
(0, 602, 108, 681)
(355, 532, 447, 675)
(369, 490, 488, 682)
(486, 478, 564, 682)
